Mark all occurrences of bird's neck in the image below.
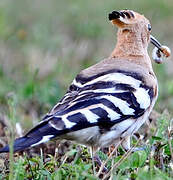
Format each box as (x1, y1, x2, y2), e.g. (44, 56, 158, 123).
(110, 29, 153, 71)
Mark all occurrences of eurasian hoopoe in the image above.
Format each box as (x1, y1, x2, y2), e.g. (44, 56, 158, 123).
(0, 10, 171, 155)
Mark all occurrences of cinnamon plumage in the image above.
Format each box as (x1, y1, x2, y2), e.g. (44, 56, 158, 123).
(0, 10, 170, 153)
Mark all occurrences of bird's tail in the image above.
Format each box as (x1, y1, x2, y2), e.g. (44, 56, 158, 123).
(0, 136, 46, 153)
(0, 117, 63, 153)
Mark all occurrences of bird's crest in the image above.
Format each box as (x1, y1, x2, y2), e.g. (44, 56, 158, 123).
(108, 10, 147, 27)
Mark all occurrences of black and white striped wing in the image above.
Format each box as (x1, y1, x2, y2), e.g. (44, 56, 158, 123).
(37, 70, 154, 137)
(0, 69, 154, 152)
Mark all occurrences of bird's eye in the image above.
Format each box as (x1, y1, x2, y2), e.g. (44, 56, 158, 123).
(148, 24, 152, 31)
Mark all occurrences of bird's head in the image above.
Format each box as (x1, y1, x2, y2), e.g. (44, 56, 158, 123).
(109, 10, 151, 48)
(109, 10, 171, 63)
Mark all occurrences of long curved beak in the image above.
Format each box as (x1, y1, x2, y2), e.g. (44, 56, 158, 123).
(150, 35, 171, 63)
(150, 35, 162, 50)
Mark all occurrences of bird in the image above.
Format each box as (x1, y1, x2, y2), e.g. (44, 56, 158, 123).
(0, 10, 171, 157)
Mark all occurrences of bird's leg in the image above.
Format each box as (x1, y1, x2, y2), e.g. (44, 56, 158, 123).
(121, 136, 131, 151)
(94, 155, 108, 173)
(90, 147, 108, 176)
(121, 135, 146, 152)
(90, 146, 96, 175)
(73, 146, 82, 165)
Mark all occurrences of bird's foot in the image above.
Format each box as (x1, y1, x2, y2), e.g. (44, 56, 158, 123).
(94, 155, 108, 173)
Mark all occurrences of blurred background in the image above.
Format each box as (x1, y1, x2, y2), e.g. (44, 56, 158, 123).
(0, 0, 173, 132)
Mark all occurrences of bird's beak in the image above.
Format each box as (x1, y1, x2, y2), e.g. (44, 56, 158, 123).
(150, 35, 171, 63)
(150, 35, 162, 50)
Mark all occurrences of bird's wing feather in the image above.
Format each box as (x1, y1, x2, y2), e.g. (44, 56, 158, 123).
(27, 69, 154, 141)
(0, 69, 154, 152)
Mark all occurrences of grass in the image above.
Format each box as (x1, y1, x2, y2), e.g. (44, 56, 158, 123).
(0, 111, 173, 179)
(0, 0, 173, 179)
